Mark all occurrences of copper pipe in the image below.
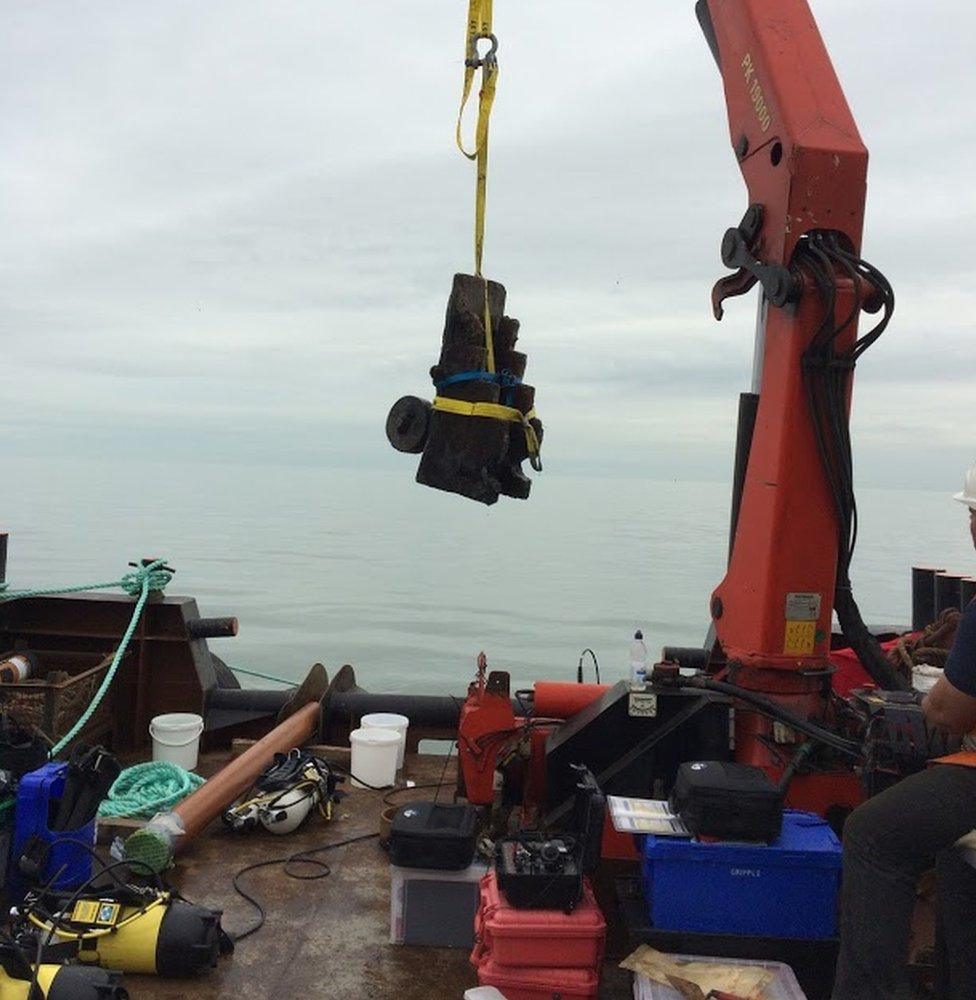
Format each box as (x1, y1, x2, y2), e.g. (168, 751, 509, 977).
(173, 700, 319, 842)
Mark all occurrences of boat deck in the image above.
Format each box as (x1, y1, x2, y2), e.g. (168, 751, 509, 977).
(120, 750, 632, 1000)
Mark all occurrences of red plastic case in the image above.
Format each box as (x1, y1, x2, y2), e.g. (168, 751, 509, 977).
(472, 872, 606, 969)
(474, 958, 599, 1000)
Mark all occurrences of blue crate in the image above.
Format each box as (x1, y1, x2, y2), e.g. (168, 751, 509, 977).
(7, 762, 95, 901)
(641, 809, 841, 940)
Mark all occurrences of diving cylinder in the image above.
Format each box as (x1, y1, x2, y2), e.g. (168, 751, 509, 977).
(74, 898, 226, 976)
(0, 964, 128, 999)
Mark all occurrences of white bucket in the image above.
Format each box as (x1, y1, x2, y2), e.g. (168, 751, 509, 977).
(349, 726, 400, 789)
(362, 712, 410, 769)
(150, 712, 204, 771)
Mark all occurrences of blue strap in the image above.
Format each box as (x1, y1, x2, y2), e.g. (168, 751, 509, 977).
(434, 369, 522, 405)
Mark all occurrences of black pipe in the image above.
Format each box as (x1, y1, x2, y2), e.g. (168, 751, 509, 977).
(728, 392, 759, 564)
(207, 686, 530, 730)
(912, 567, 941, 631)
(935, 573, 963, 617)
(327, 691, 464, 729)
(187, 616, 239, 640)
(207, 687, 292, 714)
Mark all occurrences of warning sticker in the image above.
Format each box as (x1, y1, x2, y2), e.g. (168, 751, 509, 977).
(71, 899, 121, 927)
(628, 692, 658, 718)
(785, 592, 822, 621)
(784, 620, 817, 655)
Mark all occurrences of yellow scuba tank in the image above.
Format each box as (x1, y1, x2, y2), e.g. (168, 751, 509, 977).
(23, 891, 231, 977)
(0, 955, 127, 998)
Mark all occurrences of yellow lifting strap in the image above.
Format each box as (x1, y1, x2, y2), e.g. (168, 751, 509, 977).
(433, 395, 542, 471)
(456, 0, 498, 373)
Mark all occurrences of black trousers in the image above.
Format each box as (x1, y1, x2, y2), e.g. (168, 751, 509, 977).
(832, 764, 976, 1000)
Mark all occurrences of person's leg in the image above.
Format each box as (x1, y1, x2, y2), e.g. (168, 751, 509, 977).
(934, 845, 976, 1000)
(832, 765, 976, 1000)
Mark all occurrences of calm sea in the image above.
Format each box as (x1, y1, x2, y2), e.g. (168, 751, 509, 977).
(2, 456, 972, 697)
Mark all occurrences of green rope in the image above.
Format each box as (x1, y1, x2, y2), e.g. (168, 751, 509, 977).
(99, 761, 204, 819)
(0, 559, 174, 757)
(228, 665, 297, 687)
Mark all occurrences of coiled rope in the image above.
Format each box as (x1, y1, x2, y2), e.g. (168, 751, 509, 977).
(0, 559, 174, 756)
(99, 761, 204, 819)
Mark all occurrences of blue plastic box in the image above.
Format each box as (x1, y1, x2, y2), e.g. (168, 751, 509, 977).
(7, 762, 95, 901)
(641, 810, 841, 939)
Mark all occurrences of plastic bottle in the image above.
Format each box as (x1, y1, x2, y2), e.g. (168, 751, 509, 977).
(629, 629, 648, 689)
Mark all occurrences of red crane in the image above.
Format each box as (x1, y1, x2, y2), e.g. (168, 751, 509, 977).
(697, 0, 898, 804)
(459, 0, 901, 820)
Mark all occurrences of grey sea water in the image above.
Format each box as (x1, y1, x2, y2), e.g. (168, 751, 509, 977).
(2, 456, 972, 696)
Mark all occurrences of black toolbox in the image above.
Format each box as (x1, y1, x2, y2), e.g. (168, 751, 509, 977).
(388, 801, 480, 870)
(670, 760, 783, 843)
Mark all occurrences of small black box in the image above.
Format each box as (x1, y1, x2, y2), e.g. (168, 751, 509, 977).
(389, 801, 481, 870)
(496, 838, 583, 911)
(670, 761, 782, 843)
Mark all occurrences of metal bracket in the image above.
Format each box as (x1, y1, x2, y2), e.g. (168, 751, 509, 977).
(711, 205, 799, 319)
(465, 33, 499, 68)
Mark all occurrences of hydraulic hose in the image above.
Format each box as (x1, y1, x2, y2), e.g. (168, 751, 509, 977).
(834, 587, 907, 691)
(691, 676, 862, 758)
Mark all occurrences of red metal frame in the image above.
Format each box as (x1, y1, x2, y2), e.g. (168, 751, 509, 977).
(699, 0, 878, 815)
(457, 663, 518, 806)
(703, 0, 868, 672)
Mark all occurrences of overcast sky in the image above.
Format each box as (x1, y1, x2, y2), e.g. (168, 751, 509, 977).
(1, 1, 973, 487)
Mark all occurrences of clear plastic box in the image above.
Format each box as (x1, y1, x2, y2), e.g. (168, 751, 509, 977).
(632, 954, 806, 1000)
(389, 860, 488, 946)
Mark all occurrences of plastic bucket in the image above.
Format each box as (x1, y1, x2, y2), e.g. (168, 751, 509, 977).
(149, 713, 204, 771)
(349, 727, 400, 789)
(362, 712, 409, 769)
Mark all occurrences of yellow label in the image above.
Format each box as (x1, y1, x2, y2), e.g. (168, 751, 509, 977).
(741, 53, 772, 133)
(784, 620, 817, 656)
(71, 899, 121, 927)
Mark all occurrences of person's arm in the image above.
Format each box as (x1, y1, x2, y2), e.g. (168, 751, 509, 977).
(923, 675, 976, 735)
(923, 601, 976, 735)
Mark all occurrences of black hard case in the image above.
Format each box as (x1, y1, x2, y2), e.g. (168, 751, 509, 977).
(388, 801, 480, 870)
(670, 760, 783, 843)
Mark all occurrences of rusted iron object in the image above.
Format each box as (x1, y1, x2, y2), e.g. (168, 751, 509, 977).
(386, 273, 543, 505)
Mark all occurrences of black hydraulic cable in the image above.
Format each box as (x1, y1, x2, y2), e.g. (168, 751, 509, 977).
(777, 740, 816, 794)
(694, 677, 862, 758)
(792, 232, 906, 691)
(230, 832, 380, 942)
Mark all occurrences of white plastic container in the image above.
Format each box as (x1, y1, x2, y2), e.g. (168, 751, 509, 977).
(149, 712, 204, 771)
(362, 712, 410, 769)
(464, 987, 510, 1000)
(349, 726, 400, 789)
(390, 860, 488, 945)
(632, 955, 806, 1000)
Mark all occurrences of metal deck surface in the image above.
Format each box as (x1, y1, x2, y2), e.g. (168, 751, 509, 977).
(122, 751, 631, 1000)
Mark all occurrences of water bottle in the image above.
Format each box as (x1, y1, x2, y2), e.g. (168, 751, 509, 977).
(629, 629, 648, 689)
